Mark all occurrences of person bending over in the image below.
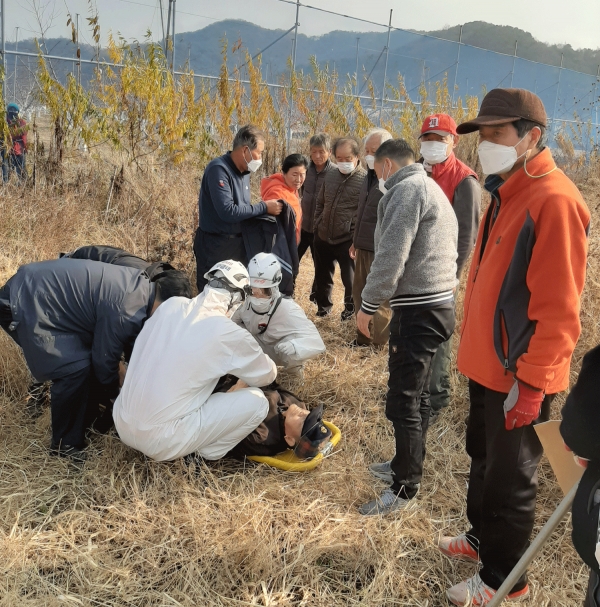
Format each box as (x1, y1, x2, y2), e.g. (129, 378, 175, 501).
(113, 260, 278, 462)
(0, 258, 192, 462)
(233, 253, 325, 378)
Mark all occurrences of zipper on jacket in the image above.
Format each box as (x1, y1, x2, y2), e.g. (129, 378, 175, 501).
(499, 309, 510, 373)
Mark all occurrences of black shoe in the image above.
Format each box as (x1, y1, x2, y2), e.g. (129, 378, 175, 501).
(50, 441, 88, 463)
(315, 309, 331, 318)
(340, 309, 354, 321)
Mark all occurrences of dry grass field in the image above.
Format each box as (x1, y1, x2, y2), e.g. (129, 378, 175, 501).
(0, 158, 599, 606)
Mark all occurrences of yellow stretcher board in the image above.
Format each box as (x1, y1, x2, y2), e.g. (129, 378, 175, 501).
(248, 421, 341, 471)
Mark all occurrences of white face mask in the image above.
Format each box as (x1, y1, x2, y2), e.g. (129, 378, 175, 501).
(365, 155, 375, 170)
(420, 140, 450, 165)
(378, 162, 393, 194)
(477, 135, 528, 175)
(244, 148, 263, 173)
(338, 161, 356, 175)
(248, 295, 272, 314)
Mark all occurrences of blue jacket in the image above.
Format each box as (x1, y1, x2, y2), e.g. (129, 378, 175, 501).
(5, 259, 154, 384)
(198, 152, 267, 235)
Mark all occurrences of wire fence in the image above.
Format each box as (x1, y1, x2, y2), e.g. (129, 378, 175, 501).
(2, 0, 600, 149)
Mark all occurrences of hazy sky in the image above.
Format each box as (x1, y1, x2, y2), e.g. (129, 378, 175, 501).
(10, 0, 600, 50)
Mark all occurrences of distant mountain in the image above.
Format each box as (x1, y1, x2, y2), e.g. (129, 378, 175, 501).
(9, 20, 600, 125)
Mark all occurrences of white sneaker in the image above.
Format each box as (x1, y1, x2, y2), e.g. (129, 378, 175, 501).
(446, 573, 530, 606)
(368, 460, 393, 484)
(358, 488, 410, 516)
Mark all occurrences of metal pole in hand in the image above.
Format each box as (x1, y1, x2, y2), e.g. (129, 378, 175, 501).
(487, 482, 578, 607)
(378, 9, 392, 125)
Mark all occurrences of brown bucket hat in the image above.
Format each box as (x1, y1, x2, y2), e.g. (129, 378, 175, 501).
(457, 88, 547, 134)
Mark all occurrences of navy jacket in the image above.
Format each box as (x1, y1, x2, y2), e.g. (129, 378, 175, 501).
(242, 203, 299, 296)
(198, 152, 267, 235)
(5, 259, 154, 384)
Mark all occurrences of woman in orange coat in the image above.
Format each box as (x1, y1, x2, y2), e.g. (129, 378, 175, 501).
(260, 154, 308, 243)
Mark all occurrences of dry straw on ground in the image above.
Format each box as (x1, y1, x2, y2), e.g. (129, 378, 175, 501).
(0, 161, 599, 606)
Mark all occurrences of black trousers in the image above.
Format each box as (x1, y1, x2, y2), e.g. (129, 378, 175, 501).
(585, 570, 600, 607)
(387, 304, 455, 499)
(465, 380, 554, 591)
(193, 228, 246, 292)
(313, 235, 354, 314)
(50, 367, 117, 448)
(298, 229, 314, 262)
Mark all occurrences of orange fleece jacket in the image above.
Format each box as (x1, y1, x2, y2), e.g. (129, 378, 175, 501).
(260, 173, 302, 243)
(457, 148, 590, 394)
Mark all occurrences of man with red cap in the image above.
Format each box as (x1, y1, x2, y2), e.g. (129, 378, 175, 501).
(437, 88, 590, 606)
(419, 114, 481, 420)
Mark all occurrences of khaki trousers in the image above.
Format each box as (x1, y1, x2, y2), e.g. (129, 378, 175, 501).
(353, 248, 392, 346)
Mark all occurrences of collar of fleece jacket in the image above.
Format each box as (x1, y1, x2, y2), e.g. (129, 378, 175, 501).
(383, 163, 426, 191)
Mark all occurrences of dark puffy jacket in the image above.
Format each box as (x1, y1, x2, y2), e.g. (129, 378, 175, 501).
(353, 169, 382, 252)
(62, 245, 175, 279)
(300, 159, 336, 233)
(314, 164, 367, 245)
(241, 203, 299, 296)
(4, 259, 154, 384)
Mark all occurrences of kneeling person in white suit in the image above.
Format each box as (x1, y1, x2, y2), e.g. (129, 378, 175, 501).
(113, 260, 278, 462)
(233, 253, 326, 376)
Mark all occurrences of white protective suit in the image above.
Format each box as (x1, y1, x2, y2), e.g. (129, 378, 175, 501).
(113, 288, 277, 461)
(232, 297, 325, 370)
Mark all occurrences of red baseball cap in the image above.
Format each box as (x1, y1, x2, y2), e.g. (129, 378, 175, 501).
(420, 113, 458, 137)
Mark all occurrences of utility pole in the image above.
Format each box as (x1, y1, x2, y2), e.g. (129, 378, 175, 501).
(552, 53, 564, 139)
(510, 40, 517, 88)
(287, 0, 300, 151)
(13, 26, 17, 101)
(379, 9, 392, 125)
(165, 0, 172, 68)
(2, 0, 7, 103)
(594, 65, 600, 147)
(354, 37, 360, 98)
(158, 0, 165, 50)
(76, 14, 81, 86)
(171, 0, 176, 79)
(451, 25, 463, 108)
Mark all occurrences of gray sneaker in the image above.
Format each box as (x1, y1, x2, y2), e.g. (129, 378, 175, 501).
(359, 488, 410, 516)
(368, 460, 393, 484)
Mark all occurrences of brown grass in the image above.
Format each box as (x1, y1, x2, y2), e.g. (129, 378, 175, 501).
(0, 160, 599, 606)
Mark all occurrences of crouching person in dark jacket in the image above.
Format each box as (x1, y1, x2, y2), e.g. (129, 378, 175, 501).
(0, 258, 192, 462)
(560, 345, 600, 607)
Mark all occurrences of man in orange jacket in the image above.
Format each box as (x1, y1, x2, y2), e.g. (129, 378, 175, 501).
(438, 89, 591, 606)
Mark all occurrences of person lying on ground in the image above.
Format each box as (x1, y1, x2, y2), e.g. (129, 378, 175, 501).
(222, 384, 331, 461)
(232, 253, 325, 379)
(560, 344, 600, 607)
(0, 258, 192, 462)
(260, 153, 308, 243)
(113, 260, 278, 462)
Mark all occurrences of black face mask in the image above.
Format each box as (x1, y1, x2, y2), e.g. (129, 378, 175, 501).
(7, 112, 18, 123)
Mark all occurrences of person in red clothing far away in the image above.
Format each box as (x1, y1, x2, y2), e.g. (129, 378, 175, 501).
(418, 113, 481, 422)
(260, 153, 308, 244)
(2, 103, 28, 183)
(438, 88, 590, 607)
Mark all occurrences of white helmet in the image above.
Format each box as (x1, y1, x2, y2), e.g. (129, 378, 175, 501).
(248, 253, 283, 289)
(204, 260, 251, 300)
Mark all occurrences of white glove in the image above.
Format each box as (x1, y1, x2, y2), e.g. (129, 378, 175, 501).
(275, 341, 296, 357)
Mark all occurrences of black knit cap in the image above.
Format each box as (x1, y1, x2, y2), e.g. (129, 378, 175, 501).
(457, 88, 547, 134)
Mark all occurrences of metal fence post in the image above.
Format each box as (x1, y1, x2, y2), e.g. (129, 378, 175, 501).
(1, 0, 6, 103)
(451, 25, 463, 108)
(354, 37, 360, 98)
(510, 40, 517, 88)
(552, 53, 564, 139)
(378, 9, 392, 125)
(171, 0, 176, 79)
(286, 0, 300, 151)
